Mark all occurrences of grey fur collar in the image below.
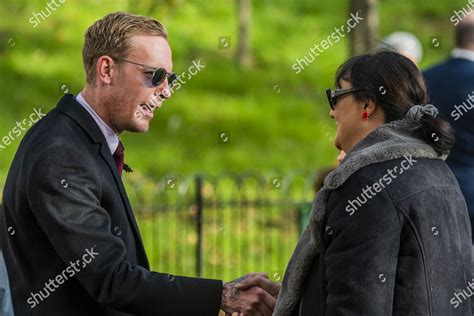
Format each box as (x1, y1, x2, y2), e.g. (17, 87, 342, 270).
(273, 118, 446, 316)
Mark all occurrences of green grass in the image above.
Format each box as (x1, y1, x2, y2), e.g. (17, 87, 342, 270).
(136, 202, 301, 281)
(124, 171, 317, 280)
(2, 0, 466, 180)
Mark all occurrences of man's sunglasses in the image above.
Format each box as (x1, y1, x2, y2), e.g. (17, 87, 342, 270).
(111, 57, 178, 88)
(326, 87, 363, 110)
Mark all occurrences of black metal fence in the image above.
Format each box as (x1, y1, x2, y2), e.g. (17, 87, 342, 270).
(123, 171, 319, 281)
(0, 171, 322, 282)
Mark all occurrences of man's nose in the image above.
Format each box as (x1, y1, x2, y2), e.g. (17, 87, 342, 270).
(156, 79, 171, 99)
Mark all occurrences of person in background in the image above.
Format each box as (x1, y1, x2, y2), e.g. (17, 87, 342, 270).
(423, 12, 474, 243)
(377, 31, 423, 65)
(0, 249, 14, 316)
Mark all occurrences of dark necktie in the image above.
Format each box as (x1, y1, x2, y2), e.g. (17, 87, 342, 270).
(113, 141, 125, 176)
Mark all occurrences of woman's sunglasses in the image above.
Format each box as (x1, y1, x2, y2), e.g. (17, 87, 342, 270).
(111, 57, 178, 88)
(326, 87, 363, 110)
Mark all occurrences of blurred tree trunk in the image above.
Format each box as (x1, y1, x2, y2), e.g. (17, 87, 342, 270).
(349, 0, 379, 56)
(237, 0, 252, 68)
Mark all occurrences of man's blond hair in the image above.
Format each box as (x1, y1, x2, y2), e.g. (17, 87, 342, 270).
(82, 12, 168, 84)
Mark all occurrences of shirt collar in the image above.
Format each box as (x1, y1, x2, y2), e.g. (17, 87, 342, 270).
(75, 93, 120, 154)
(451, 48, 474, 62)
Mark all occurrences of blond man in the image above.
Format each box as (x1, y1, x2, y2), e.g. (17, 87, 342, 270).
(0, 12, 278, 316)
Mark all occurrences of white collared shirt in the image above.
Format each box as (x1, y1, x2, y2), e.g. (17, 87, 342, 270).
(75, 93, 120, 154)
(451, 48, 474, 62)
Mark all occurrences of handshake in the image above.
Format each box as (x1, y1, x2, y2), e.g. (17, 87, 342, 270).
(220, 273, 281, 316)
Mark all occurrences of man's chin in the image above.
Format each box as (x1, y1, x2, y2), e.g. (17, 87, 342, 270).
(126, 121, 150, 133)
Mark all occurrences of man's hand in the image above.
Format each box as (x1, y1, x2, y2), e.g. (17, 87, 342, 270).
(220, 273, 281, 316)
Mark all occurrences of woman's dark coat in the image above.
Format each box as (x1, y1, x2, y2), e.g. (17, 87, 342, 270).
(274, 117, 474, 315)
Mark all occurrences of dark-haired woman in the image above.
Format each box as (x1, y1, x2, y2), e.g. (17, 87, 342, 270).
(274, 51, 473, 315)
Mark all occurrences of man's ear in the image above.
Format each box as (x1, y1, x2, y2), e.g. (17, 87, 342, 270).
(96, 56, 115, 85)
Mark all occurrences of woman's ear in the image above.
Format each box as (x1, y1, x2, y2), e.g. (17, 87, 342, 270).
(364, 99, 377, 116)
